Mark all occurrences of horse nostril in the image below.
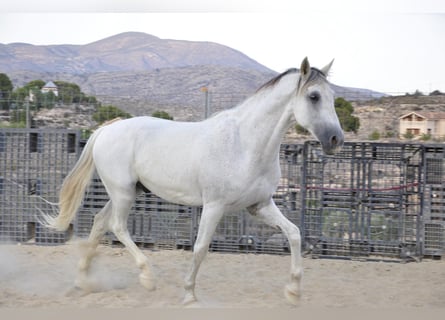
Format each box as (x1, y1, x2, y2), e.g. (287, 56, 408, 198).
(331, 135, 338, 146)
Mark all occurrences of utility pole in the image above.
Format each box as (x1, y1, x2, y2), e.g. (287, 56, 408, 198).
(201, 86, 210, 119)
(25, 99, 30, 129)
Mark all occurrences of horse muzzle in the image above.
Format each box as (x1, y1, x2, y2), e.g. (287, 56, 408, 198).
(318, 127, 344, 155)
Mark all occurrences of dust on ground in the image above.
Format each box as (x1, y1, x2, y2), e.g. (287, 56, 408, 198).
(0, 242, 444, 308)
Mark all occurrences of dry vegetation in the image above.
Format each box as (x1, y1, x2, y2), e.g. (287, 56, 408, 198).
(349, 94, 445, 142)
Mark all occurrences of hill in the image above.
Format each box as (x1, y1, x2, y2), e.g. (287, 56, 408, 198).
(0, 32, 273, 74)
(3, 31, 388, 123)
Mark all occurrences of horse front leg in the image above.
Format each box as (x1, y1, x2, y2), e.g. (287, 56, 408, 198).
(248, 199, 303, 305)
(183, 203, 224, 305)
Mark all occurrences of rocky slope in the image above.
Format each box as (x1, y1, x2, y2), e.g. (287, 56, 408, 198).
(0, 32, 272, 74)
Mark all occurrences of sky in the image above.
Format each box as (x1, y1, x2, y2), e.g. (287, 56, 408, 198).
(1, 0, 444, 94)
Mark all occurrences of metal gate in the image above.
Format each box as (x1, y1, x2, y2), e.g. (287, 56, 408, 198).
(301, 141, 424, 260)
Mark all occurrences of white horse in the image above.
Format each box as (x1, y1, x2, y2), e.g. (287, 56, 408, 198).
(42, 57, 343, 305)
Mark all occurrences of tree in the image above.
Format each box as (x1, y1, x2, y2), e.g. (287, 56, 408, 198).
(0, 73, 13, 110)
(23, 80, 45, 109)
(40, 91, 57, 109)
(335, 97, 360, 133)
(25, 80, 45, 90)
(152, 110, 173, 120)
(92, 105, 132, 124)
(9, 80, 56, 111)
(430, 90, 444, 96)
(10, 87, 29, 108)
(413, 89, 424, 96)
(54, 81, 83, 103)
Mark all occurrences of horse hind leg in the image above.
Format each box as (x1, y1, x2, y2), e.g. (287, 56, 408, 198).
(108, 193, 156, 291)
(74, 200, 112, 292)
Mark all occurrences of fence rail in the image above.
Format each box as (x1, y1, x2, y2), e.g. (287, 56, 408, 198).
(0, 129, 444, 261)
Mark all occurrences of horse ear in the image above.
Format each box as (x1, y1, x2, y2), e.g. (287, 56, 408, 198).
(300, 57, 310, 78)
(321, 59, 334, 76)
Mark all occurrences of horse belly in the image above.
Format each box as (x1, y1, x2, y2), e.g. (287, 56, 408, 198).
(228, 179, 277, 210)
(139, 177, 203, 206)
(136, 153, 203, 206)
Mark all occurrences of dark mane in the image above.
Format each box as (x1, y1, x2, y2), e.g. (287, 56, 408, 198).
(257, 67, 327, 93)
(256, 68, 298, 92)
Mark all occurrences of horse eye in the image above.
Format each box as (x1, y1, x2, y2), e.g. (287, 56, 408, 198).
(309, 92, 321, 103)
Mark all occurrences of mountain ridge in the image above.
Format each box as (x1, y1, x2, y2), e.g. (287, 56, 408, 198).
(0, 31, 273, 74)
(2, 31, 387, 121)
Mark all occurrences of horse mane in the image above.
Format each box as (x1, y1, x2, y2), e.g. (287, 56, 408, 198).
(256, 68, 298, 92)
(257, 67, 327, 93)
(305, 67, 327, 83)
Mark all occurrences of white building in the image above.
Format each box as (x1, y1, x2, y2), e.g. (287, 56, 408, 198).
(41, 81, 58, 96)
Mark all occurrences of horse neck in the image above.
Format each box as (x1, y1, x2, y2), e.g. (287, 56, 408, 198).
(236, 75, 298, 161)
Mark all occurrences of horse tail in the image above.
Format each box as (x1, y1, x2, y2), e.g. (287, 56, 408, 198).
(41, 128, 102, 231)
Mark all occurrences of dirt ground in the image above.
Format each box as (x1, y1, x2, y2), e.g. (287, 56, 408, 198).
(0, 241, 444, 309)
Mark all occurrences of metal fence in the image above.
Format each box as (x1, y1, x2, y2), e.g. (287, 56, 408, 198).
(423, 145, 445, 257)
(302, 142, 424, 260)
(0, 129, 80, 244)
(1, 129, 444, 261)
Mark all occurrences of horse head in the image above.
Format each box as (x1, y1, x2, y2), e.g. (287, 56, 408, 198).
(291, 57, 344, 155)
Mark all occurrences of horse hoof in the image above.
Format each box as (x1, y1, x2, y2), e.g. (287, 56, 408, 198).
(74, 278, 97, 294)
(65, 285, 90, 297)
(284, 283, 301, 306)
(139, 273, 156, 291)
(182, 292, 198, 306)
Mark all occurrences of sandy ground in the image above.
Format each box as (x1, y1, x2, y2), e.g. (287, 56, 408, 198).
(0, 241, 444, 309)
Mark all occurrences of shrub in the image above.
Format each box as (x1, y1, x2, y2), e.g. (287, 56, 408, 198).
(369, 130, 380, 140)
(295, 124, 310, 135)
(92, 105, 132, 124)
(152, 110, 173, 120)
(403, 131, 414, 140)
(335, 97, 360, 133)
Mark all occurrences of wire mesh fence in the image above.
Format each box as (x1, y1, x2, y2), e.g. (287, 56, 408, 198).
(0, 129, 79, 244)
(0, 129, 444, 261)
(302, 142, 424, 261)
(423, 145, 445, 256)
